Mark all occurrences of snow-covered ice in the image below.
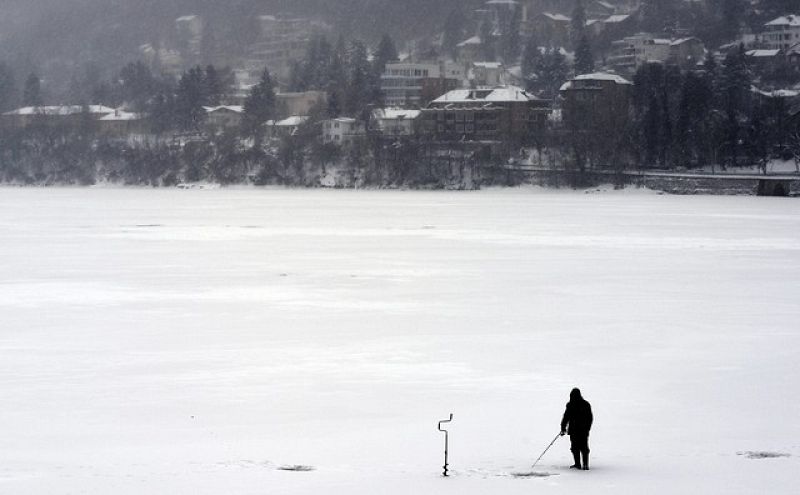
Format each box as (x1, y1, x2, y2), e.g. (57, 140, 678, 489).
(0, 187, 798, 494)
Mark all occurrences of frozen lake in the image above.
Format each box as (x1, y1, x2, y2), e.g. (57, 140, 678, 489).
(0, 187, 798, 494)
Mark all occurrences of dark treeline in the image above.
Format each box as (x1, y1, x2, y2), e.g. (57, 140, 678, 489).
(560, 47, 799, 175)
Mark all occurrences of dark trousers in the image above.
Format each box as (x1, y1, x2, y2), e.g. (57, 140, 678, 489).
(570, 434, 590, 467)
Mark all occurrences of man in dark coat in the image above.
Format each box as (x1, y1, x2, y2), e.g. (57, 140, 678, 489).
(560, 388, 593, 470)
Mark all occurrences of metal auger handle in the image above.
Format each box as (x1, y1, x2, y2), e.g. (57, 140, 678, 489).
(438, 414, 453, 477)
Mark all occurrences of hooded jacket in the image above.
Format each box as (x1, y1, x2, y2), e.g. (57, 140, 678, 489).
(561, 388, 593, 436)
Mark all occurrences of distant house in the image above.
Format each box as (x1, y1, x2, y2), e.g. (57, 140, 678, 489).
(266, 115, 309, 138)
(669, 38, 706, 69)
(559, 72, 632, 132)
(472, 62, 504, 87)
(745, 49, 784, 73)
(321, 117, 366, 144)
(586, 1, 618, 19)
(97, 109, 146, 137)
(370, 108, 421, 137)
(762, 15, 800, 51)
(530, 12, 572, 45)
(1, 105, 117, 129)
(420, 85, 550, 142)
(203, 105, 243, 129)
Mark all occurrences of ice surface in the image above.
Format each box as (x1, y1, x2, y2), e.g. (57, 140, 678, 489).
(0, 187, 798, 494)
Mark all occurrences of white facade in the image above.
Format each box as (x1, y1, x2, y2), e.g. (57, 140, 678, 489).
(381, 63, 441, 108)
(763, 15, 800, 51)
(321, 118, 365, 144)
(370, 108, 421, 136)
(380, 62, 464, 108)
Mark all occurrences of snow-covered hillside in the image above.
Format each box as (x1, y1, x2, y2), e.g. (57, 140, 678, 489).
(0, 187, 797, 494)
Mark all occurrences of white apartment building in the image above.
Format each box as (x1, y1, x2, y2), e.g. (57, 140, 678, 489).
(381, 61, 464, 108)
(762, 15, 800, 51)
(321, 118, 365, 144)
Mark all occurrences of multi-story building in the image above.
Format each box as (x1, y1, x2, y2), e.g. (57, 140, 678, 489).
(559, 72, 632, 132)
(762, 15, 800, 51)
(420, 86, 550, 142)
(381, 62, 464, 108)
(321, 117, 366, 145)
(608, 34, 705, 75)
(246, 15, 326, 81)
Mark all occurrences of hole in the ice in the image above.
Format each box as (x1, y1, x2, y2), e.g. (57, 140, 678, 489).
(511, 471, 557, 478)
(278, 465, 315, 472)
(738, 451, 790, 459)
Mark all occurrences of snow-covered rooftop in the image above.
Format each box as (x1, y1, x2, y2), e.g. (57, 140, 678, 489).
(765, 15, 800, 27)
(671, 37, 699, 46)
(574, 72, 633, 85)
(432, 86, 537, 104)
(203, 105, 243, 114)
(746, 49, 781, 58)
(457, 36, 482, 47)
(3, 105, 116, 116)
(274, 116, 309, 127)
(98, 110, 141, 121)
(374, 108, 421, 120)
(473, 62, 502, 69)
(751, 86, 800, 98)
(542, 12, 571, 22)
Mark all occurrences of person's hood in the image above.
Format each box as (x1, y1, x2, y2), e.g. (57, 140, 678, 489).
(570, 388, 582, 401)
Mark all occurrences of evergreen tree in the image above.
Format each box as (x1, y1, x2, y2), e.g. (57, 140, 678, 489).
(536, 48, 568, 98)
(204, 65, 223, 106)
(574, 34, 594, 75)
(119, 61, 156, 112)
(677, 72, 712, 162)
(373, 34, 399, 77)
(345, 39, 371, 117)
(521, 37, 541, 90)
(23, 73, 43, 107)
(174, 66, 207, 130)
(719, 45, 751, 167)
(0, 63, 16, 112)
(243, 68, 276, 134)
(150, 90, 176, 134)
(570, 0, 587, 49)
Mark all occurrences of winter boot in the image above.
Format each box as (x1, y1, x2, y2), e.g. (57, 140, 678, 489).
(570, 451, 581, 469)
(581, 451, 589, 470)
